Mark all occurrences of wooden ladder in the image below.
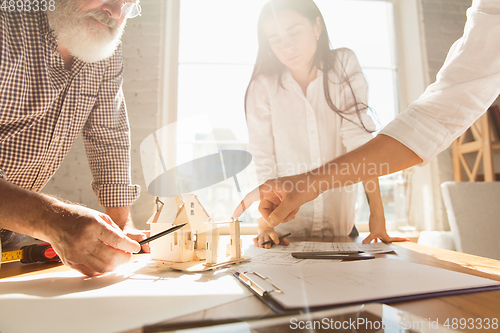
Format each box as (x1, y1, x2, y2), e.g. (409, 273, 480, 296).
(452, 111, 500, 181)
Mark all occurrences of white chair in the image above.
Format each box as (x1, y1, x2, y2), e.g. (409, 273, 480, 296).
(417, 231, 456, 250)
(441, 181, 500, 260)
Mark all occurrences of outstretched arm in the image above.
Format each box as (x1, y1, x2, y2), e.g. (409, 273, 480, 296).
(233, 134, 422, 226)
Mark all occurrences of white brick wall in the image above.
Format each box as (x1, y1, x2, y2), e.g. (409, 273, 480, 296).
(420, 0, 471, 84)
(123, 0, 163, 227)
(43, 0, 163, 228)
(419, 0, 470, 231)
(419, 0, 471, 194)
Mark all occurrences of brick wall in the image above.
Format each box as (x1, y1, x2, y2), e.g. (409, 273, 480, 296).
(419, 0, 470, 230)
(43, 0, 163, 228)
(420, 0, 472, 85)
(123, 0, 163, 227)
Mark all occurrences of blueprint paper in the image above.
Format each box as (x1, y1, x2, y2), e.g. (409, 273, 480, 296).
(267, 241, 395, 253)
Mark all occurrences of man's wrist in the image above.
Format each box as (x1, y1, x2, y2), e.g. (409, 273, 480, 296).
(105, 206, 132, 230)
(305, 170, 332, 196)
(258, 226, 275, 233)
(37, 196, 68, 244)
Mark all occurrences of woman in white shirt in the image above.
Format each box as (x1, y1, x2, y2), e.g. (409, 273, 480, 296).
(246, 0, 408, 248)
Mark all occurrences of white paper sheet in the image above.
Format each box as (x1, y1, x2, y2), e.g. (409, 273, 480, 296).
(246, 258, 500, 309)
(0, 258, 251, 333)
(239, 245, 342, 270)
(239, 247, 304, 269)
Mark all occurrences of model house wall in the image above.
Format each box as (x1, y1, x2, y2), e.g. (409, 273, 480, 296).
(149, 194, 211, 263)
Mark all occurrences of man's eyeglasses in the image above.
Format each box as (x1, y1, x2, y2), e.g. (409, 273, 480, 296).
(99, 0, 142, 19)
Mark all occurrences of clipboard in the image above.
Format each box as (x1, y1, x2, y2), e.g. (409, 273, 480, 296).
(233, 258, 500, 314)
(233, 271, 293, 314)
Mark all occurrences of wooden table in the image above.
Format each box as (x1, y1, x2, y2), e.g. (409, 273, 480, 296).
(2, 236, 500, 333)
(147, 236, 500, 332)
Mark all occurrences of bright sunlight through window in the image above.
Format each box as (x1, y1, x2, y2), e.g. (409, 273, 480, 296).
(175, 0, 407, 229)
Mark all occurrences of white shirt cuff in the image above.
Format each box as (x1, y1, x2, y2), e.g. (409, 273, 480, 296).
(379, 109, 451, 166)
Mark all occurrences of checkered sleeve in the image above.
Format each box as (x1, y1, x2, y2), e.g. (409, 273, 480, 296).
(82, 46, 140, 207)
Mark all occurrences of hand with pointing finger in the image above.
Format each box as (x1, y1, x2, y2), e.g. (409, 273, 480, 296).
(232, 174, 322, 227)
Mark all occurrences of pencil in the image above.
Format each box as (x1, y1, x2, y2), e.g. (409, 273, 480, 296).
(261, 232, 292, 246)
(139, 223, 187, 245)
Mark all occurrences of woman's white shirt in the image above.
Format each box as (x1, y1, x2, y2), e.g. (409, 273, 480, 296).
(246, 48, 375, 237)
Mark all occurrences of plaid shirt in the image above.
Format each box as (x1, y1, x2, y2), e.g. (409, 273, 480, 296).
(0, 11, 140, 209)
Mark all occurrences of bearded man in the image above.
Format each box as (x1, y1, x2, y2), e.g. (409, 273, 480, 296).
(0, 0, 145, 276)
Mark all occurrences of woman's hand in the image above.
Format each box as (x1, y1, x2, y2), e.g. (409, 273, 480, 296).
(253, 218, 290, 249)
(253, 229, 291, 249)
(362, 213, 410, 244)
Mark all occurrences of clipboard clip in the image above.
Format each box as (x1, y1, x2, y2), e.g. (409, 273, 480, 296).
(236, 271, 284, 297)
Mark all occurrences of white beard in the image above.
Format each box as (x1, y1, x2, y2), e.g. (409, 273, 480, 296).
(46, 0, 126, 63)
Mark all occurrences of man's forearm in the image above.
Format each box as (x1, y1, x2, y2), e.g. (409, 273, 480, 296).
(234, 135, 422, 226)
(311, 135, 422, 194)
(0, 179, 61, 241)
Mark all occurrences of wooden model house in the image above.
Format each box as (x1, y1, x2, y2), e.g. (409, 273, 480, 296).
(149, 194, 210, 263)
(148, 194, 248, 271)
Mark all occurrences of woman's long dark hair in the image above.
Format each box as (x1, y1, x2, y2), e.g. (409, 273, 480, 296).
(245, 0, 373, 132)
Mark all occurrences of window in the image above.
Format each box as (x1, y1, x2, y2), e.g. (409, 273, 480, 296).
(168, 0, 409, 228)
(313, 0, 406, 229)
